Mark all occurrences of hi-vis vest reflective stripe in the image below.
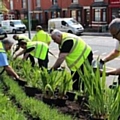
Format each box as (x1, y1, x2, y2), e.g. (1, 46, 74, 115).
(60, 33, 91, 71)
(27, 42, 48, 60)
(0, 42, 5, 53)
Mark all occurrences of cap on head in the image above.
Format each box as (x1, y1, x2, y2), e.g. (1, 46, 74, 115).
(36, 25, 42, 30)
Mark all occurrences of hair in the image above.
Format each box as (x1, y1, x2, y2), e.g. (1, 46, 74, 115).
(19, 40, 27, 45)
(13, 34, 18, 39)
(2, 39, 14, 45)
(51, 29, 62, 37)
(109, 18, 120, 31)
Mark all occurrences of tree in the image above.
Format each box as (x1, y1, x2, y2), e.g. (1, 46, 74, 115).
(0, 0, 9, 13)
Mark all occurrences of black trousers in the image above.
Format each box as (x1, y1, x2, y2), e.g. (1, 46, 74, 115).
(38, 52, 49, 68)
(25, 53, 35, 67)
(71, 51, 93, 91)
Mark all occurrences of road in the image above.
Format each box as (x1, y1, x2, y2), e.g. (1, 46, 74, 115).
(7, 31, 120, 86)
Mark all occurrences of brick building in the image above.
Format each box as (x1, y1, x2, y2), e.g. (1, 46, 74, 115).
(2, 0, 120, 29)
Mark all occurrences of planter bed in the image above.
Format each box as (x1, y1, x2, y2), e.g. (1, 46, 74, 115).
(2, 76, 74, 120)
(2, 75, 92, 120)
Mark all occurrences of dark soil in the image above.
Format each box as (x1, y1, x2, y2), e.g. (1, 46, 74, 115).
(35, 94, 91, 120)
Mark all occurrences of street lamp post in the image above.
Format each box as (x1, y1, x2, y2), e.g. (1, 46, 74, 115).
(27, 0, 31, 39)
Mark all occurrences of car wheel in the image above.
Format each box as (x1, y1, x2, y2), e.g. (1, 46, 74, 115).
(12, 29, 17, 34)
(23, 30, 26, 33)
(68, 30, 73, 34)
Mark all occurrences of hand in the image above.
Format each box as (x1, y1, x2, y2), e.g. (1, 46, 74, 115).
(99, 59, 105, 69)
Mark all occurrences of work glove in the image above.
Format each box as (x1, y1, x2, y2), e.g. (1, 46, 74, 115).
(99, 59, 105, 69)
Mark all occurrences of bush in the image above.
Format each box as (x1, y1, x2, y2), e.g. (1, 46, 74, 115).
(22, 19, 39, 30)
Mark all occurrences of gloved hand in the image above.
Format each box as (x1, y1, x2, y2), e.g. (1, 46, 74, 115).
(99, 59, 105, 69)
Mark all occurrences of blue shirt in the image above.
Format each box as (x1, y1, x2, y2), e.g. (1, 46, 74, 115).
(0, 53, 9, 67)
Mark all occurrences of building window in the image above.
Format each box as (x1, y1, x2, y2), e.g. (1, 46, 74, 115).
(94, 9, 101, 21)
(71, 10, 76, 19)
(36, 0, 41, 7)
(103, 9, 106, 21)
(21, 0, 26, 8)
(72, 0, 78, 3)
(10, 0, 14, 10)
(94, 0, 103, 2)
(52, 0, 57, 5)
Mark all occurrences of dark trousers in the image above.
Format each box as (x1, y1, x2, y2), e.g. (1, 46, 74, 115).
(71, 51, 93, 91)
(38, 52, 49, 68)
(25, 53, 35, 67)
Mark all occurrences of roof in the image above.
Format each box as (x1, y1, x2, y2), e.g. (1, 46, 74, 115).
(91, 1, 108, 7)
(49, 4, 61, 12)
(68, 3, 82, 9)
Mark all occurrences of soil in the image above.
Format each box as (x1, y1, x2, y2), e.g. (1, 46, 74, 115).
(35, 94, 91, 120)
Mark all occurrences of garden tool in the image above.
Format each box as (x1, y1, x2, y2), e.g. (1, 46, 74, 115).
(48, 50, 66, 69)
(48, 50, 58, 59)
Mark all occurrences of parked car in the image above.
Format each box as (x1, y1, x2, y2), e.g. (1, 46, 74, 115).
(48, 18, 84, 35)
(0, 28, 7, 40)
(1, 20, 26, 34)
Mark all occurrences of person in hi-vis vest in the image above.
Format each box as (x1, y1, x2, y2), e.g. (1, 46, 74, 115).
(15, 40, 49, 68)
(13, 34, 35, 66)
(51, 30, 93, 90)
(32, 25, 52, 45)
(0, 39, 20, 79)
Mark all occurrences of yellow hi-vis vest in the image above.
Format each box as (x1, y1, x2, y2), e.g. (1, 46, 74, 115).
(60, 33, 92, 71)
(27, 42, 48, 60)
(0, 42, 5, 53)
(18, 35, 31, 42)
(32, 30, 51, 44)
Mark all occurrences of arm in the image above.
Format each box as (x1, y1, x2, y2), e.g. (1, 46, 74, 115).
(14, 49, 26, 59)
(13, 45, 20, 54)
(23, 53, 30, 60)
(102, 49, 120, 63)
(51, 40, 73, 70)
(106, 68, 120, 76)
(23, 47, 35, 60)
(51, 53, 68, 70)
(4, 65, 19, 79)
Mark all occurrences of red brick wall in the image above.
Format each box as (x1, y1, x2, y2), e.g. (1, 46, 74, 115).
(79, 0, 93, 6)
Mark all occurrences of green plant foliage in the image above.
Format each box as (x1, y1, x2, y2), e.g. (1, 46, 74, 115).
(0, 87, 26, 120)
(77, 59, 120, 119)
(57, 70, 74, 98)
(22, 19, 39, 30)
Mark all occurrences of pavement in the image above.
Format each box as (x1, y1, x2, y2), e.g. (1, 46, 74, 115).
(31, 30, 111, 37)
(82, 31, 111, 37)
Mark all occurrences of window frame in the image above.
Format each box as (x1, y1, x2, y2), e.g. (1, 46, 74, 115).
(36, 0, 41, 7)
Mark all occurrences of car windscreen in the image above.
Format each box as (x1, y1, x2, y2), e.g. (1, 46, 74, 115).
(12, 21, 22, 25)
(67, 19, 79, 25)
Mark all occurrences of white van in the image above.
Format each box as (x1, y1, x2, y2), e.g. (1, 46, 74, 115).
(1, 20, 26, 34)
(48, 18, 84, 35)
